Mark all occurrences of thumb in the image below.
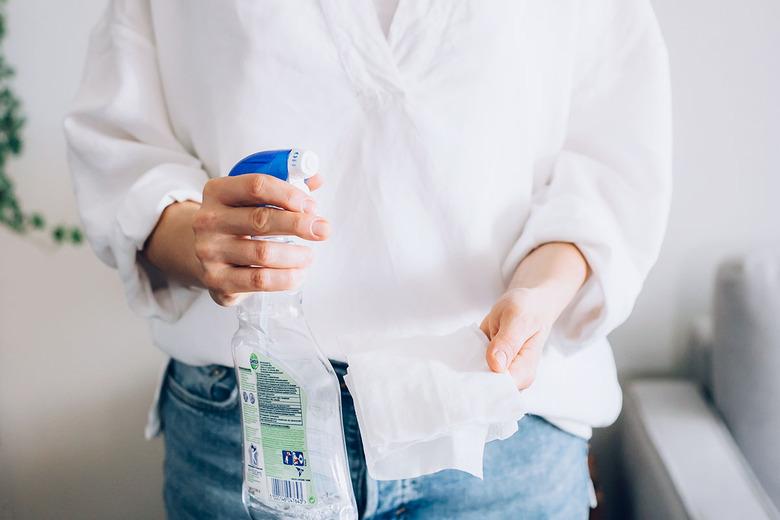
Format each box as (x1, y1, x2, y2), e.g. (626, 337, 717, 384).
(304, 173, 324, 191)
(486, 316, 535, 373)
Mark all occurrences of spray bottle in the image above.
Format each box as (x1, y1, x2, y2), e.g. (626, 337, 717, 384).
(229, 149, 357, 520)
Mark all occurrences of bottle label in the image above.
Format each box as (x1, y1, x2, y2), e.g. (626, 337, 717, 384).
(236, 347, 317, 506)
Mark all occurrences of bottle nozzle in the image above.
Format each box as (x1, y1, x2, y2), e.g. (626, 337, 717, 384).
(288, 149, 319, 180)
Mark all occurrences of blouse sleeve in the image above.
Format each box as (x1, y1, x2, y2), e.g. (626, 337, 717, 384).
(503, 0, 672, 349)
(64, 0, 208, 322)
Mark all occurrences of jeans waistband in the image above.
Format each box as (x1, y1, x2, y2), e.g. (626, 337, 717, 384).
(168, 358, 350, 394)
(329, 359, 350, 394)
(329, 359, 348, 376)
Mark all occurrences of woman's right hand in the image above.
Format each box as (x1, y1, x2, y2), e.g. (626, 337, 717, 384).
(144, 173, 330, 306)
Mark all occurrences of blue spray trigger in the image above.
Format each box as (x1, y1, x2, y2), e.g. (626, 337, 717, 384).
(228, 149, 293, 182)
(228, 148, 319, 192)
(227, 149, 319, 210)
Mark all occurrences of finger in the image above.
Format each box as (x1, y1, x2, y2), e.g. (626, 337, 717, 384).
(305, 173, 324, 191)
(214, 206, 330, 240)
(485, 313, 537, 373)
(218, 238, 313, 269)
(480, 313, 501, 338)
(208, 265, 306, 294)
(206, 174, 317, 213)
(508, 333, 545, 389)
(209, 288, 244, 307)
(480, 317, 490, 337)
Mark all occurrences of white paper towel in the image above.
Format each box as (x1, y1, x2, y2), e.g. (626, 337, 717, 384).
(344, 324, 526, 480)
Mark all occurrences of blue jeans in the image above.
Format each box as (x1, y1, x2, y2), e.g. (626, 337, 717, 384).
(161, 360, 590, 519)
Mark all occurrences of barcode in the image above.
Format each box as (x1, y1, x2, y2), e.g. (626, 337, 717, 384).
(270, 477, 306, 504)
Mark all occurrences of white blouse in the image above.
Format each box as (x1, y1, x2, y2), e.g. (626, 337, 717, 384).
(373, 0, 400, 36)
(65, 0, 671, 438)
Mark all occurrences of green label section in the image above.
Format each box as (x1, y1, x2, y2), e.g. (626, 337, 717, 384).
(257, 356, 316, 506)
(237, 367, 264, 491)
(258, 361, 304, 427)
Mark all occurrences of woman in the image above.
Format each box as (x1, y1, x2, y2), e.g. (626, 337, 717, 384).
(65, 0, 671, 518)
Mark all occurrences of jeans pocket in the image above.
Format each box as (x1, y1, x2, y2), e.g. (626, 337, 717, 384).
(165, 360, 239, 415)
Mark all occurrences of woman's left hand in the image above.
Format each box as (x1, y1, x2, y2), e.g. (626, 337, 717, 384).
(481, 242, 590, 389)
(481, 287, 558, 389)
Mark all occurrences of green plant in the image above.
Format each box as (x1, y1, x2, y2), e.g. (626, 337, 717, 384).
(0, 0, 81, 244)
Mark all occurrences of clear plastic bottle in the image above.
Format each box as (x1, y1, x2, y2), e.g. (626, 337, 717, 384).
(229, 150, 357, 520)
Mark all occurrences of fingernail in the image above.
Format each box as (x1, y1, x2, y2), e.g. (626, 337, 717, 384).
(495, 351, 508, 371)
(310, 219, 330, 238)
(302, 199, 317, 215)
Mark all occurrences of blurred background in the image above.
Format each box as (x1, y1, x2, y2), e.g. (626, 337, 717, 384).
(0, 0, 777, 519)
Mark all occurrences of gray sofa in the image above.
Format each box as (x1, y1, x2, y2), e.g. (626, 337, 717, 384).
(621, 252, 780, 519)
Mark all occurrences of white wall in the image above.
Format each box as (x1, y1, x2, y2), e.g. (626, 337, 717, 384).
(592, 1, 779, 518)
(611, 0, 780, 376)
(0, 1, 166, 519)
(0, 0, 777, 519)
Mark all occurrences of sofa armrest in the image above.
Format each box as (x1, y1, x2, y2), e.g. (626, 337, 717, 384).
(621, 379, 779, 520)
(687, 315, 714, 396)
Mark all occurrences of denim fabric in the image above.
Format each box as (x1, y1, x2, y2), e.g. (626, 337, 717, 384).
(161, 359, 590, 519)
